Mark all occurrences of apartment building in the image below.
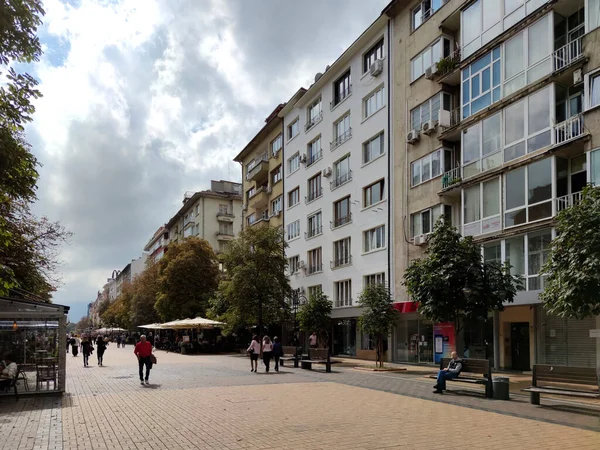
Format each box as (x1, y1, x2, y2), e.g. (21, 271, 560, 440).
(234, 104, 288, 229)
(144, 226, 169, 263)
(280, 16, 390, 358)
(385, 0, 600, 369)
(166, 180, 242, 255)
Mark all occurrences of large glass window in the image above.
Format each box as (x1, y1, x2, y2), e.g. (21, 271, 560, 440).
(363, 132, 384, 164)
(333, 237, 351, 267)
(363, 39, 384, 73)
(504, 159, 552, 227)
(411, 37, 452, 81)
(412, 204, 451, 237)
(410, 92, 451, 131)
(364, 225, 386, 252)
(364, 86, 385, 119)
(411, 148, 451, 186)
(462, 48, 501, 119)
(463, 112, 502, 179)
(527, 229, 551, 290)
(589, 0, 600, 33)
(591, 149, 600, 186)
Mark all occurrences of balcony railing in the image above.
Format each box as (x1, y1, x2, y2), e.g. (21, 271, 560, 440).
(441, 167, 462, 189)
(556, 191, 583, 213)
(553, 38, 583, 72)
(305, 187, 323, 203)
(331, 213, 352, 229)
(305, 226, 323, 239)
(217, 208, 234, 218)
(436, 47, 461, 77)
(305, 111, 323, 132)
(246, 153, 269, 181)
(330, 128, 352, 150)
(307, 263, 323, 275)
(554, 114, 584, 146)
(306, 150, 323, 167)
(330, 170, 353, 190)
(331, 85, 352, 109)
(330, 255, 352, 269)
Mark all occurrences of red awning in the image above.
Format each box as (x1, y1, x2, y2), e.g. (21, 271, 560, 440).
(393, 302, 418, 313)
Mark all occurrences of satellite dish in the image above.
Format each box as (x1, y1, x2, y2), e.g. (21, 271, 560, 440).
(315, 72, 323, 82)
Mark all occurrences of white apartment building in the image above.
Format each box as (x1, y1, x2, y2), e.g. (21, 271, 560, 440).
(280, 15, 390, 358)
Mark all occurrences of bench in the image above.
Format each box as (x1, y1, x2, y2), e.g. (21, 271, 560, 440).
(430, 358, 493, 398)
(300, 349, 332, 373)
(279, 346, 300, 368)
(521, 364, 599, 405)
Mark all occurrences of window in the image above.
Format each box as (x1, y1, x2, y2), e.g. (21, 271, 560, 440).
(461, 47, 501, 119)
(462, 177, 501, 236)
(287, 219, 300, 240)
(365, 272, 386, 286)
(364, 179, 385, 207)
(307, 211, 323, 238)
(504, 158, 552, 228)
(412, 205, 451, 237)
(364, 86, 385, 119)
(307, 285, 322, 298)
(411, 37, 452, 81)
(587, 71, 600, 109)
(288, 187, 300, 208)
(333, 70, 351, 107)
(219, 222, 233, 235)
(411, 148, 451, 186)
(462, 112, 502, 178)
(307, 247, 322, 274)
(588, 0, 600, 33)
(287, 119, 299, 141)
(218, 241, 229, 253)
(307, 173, 322, 203)
(334, 279, 352, 307)
(271, 196, 282, 215)
(591, 149, 600, 186)
(184, 226, 194, 238)
(333, 237, 351, 268)
(271, 134, 283, 157)
(195, 204, 199, 216)
(410, 92, 451, 131)
(306, 97, 322, 130)
(527, 229, 551, 290)
(332, 155, 352, 189)
(363, 132, 384, 164)
(271, 165, 282, 184)
(288, 152, 300, 173)
(218, 204, 229, 215)
(412, 0, 445, 29)
(246, 186, 255, 202)
(363, 39, 384, 73)
(332, 113, 351, 149)
(307, 136, 322, 166)
(333, 196, 351, 228)
(288, 255, 300, 274)
(247, 213, 256, 226)
(364, 225, 385, 252)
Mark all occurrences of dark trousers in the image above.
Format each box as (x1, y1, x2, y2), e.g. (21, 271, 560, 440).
(274, 356, 280, 371)
(262, 351, 272, 372)
(97, 349, 105, 365)
(138, 357, 152, 380)
(83, 353, 90, 366)
(72, 346, 78, 357)
(436, 370, 458, 390)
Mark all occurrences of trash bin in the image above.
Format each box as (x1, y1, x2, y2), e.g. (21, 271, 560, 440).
(493, 376, 510, 400)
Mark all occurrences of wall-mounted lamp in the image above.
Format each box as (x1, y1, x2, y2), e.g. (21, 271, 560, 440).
(13, 320, 17, 331)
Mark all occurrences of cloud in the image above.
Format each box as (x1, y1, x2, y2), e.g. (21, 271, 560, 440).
(27, 0, 389, 321)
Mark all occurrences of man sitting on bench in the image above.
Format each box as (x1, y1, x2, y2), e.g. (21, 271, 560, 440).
(0, 353, 17, 391)
(434, 352, 462, 394)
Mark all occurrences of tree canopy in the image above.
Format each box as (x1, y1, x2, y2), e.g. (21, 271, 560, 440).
(298, 288, 331, 346)
(540, 185, 600, 319)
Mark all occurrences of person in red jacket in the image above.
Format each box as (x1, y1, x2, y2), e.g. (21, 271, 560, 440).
(134, 335, 154, 385)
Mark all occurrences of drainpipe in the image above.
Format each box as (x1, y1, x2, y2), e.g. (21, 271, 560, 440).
(386, 17, 393, 363)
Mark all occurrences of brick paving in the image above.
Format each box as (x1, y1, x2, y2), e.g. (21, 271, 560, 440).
(0, 347, 599, 449)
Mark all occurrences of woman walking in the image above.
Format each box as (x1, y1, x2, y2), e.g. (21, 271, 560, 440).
(81, 337, 94, 367)
(272, 337, 283, 372)
(247, 335, 260, 373)
(72, 335, 80, 357)
(96, 336, 107, 366)
(262, 336, 273, 373)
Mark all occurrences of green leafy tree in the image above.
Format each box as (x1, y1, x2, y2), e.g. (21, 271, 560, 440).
(129, 262, 161, 327)
(75, 316, 92, 333)
(403, 218, 521, 352)
(219, 226, 291, 339)
(540, 185, 600, 319)
(101, 293, 132, 330)
(155, 237, 220, 321)
(298, 288, 332, 347)
(358, 283, 398, 368)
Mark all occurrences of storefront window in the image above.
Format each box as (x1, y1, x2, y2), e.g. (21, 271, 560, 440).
(394, 319, 433, 363)
(333, 319, 356, 356)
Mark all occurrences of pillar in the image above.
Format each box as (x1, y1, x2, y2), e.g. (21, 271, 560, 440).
(493, 310, 500, 370)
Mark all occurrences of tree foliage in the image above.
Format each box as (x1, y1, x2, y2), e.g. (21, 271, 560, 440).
(540, 185, 600, 319)
(75, 316, 92, 333)
(218, 226, 291, 335)
(358, 283, 398, 367)
(101, 290, 132, 330)
(403, 218, 521, 338)
(129, 261, 161, 327)
(298, 288, 332, 346)
(154, 237, 220, 321)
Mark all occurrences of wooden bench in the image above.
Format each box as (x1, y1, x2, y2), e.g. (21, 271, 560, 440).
(300, 348, 332, 373)
(521, 364, 599, 405)
(430, 358, 493, 398)
(279, 346, 300, 368)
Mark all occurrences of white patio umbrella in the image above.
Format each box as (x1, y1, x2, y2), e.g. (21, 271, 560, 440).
(138, 323, 164, 329)
(158, 317, 225, 329)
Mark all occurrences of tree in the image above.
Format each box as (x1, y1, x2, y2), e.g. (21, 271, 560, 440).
(298, 288, 332, 347)
(101, 294, 131, 330)
(154, 237, 220, 321)
(75, 316, 92, 333)
(358, 283, 398, 368)
(219, 226, 291, 339)
(540, 185, 600, 319)
(403, 218, 521, 352)
(129, 262, 161, 328)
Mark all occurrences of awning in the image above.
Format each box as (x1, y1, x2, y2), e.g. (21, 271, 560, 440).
(158, 317, 225, 329)
(393, 302, 419, 313)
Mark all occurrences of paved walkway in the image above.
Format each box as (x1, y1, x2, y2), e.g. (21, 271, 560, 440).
(0, 347, 599, 449)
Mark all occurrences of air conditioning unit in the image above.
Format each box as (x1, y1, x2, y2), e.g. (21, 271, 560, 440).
(271, 210, 281, 218)
(425, 66, 434, 79)
(574, 68, 583, 84)
(300, 154, 307, 163)
(413, 235, 424, 246)
(438, 109, 452, 128)
(369, 59, 384, 77)
(422, 119, 437, 135)
(322, 166, 332, 177)
(407, 129, 420, 144)
(298, 260, 306, 269)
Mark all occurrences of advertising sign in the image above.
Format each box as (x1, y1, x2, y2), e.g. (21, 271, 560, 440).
(433, 322, 455, 364)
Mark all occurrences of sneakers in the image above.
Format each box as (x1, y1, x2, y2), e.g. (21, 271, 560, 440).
(145, 380, 149, 385)
(140, 380, 144, 385)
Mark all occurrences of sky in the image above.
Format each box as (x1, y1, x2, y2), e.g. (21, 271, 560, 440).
(25, 0, 391, 322)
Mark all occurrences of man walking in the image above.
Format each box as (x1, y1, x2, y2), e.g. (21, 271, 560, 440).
(434, 351, 462, 394)
(134, 335, 154, 385)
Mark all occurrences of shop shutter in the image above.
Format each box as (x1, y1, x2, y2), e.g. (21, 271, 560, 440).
(544, 315, 568, 366)
(544, 315, 596, 368)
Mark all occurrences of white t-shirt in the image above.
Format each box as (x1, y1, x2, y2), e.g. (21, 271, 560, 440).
(309, 335, 317, 345)
(2, 362, 17, 379)
(263, 342, 273, 352)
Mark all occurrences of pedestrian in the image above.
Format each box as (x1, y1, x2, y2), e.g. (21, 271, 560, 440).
(262, 336, 273, 373)
(116, 335, 122, 348)
(66, 334, 70, 354)
(247, 335, 260, 373)
(272, 336, 283, 372)
(309, 332, 318, 349)
(96, 336, 107, 366)
(81, 336, 94, 367)
(121, 334, 126, 348)
(434, 351, 463, 394)
(147, 332, 155, 347)
(72, 335, 80, 357)
(134, 335, 154, 385)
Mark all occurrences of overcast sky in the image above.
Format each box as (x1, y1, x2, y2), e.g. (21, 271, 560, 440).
(27, 0, 390, 322)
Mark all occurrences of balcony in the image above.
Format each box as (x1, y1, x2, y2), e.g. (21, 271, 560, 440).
(436, 48, 461, 86)
(216, 230, 235, 241)
(554, 114, 584, 147)
(217, 208, 235, 222)
(441, 167, 462, 190)
(330, 170, 352, 190)
(249, 211, 270, 227)
(183, 216, 195, 227)
(553, 38, 583, 72)
(330, 128, 352, 151)
(305, 187, 323, 204)
(246, 153, 269, 182)
(307, 263, 323, 275)
(556, 191, 582, 213)
(305, 111, 323, 132)
(330, 256, 352, 269)
(306, 150, 323, 167)
(331, 214, 352, 229)
(305, 226, 323, 240)
(248, 186, 269, 209)
(330, 86, 352, 110)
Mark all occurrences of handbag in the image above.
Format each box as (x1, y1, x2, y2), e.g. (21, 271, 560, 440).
(150, 354, 157, 364)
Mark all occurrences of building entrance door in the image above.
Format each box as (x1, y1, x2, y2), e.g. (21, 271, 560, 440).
(510, 322, 530, 371)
